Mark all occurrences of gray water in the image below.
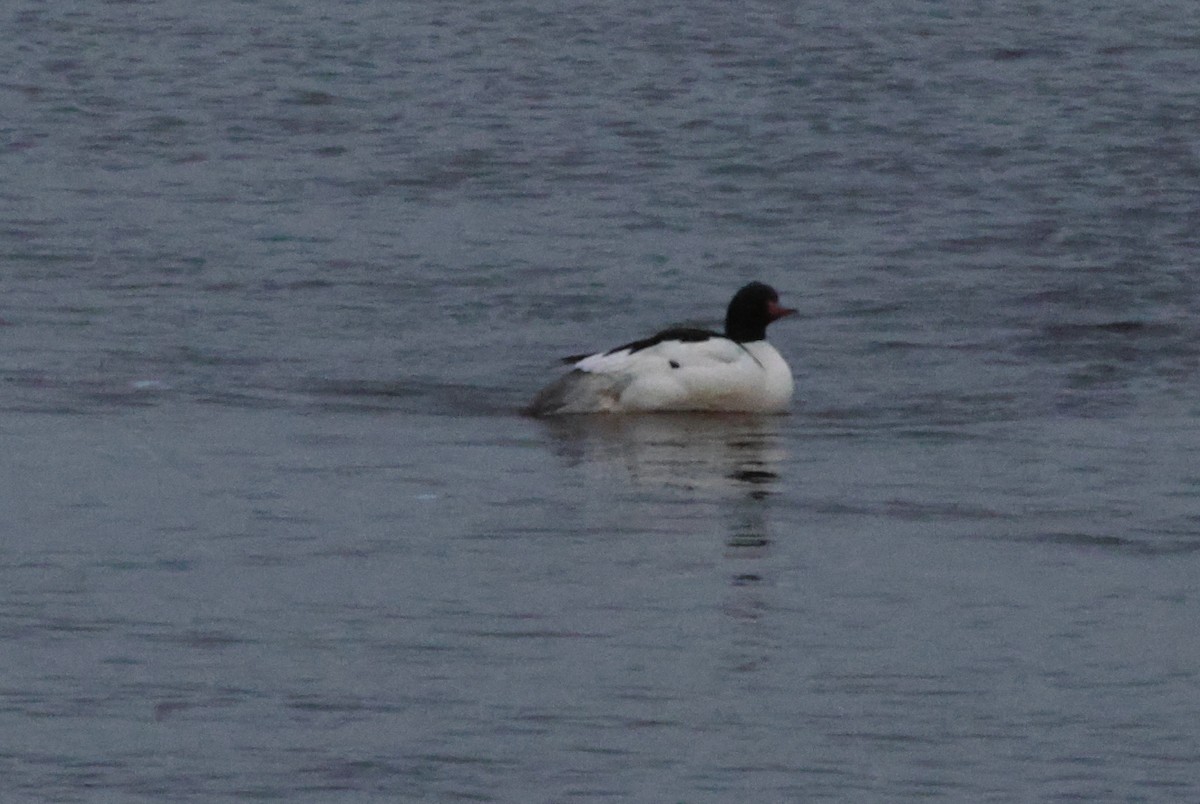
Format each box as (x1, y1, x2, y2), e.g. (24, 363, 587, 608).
(4, 1, 1200, 800)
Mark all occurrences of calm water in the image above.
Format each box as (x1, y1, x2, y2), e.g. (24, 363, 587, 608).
(4, 0, 1200, 800)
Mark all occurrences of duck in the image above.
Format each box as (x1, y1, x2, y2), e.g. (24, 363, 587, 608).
(526, 282, 795, 416)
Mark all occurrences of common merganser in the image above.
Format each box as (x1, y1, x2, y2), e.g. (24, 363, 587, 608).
(526, 282, 795, 416)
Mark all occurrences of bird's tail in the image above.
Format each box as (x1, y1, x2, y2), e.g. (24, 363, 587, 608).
(525, 370, 628, 416)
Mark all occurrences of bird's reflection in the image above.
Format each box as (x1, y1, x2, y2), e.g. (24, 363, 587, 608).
(539, 413, 785, 668)
(542, 412, 781, 570)
(540, 413, 785, 496)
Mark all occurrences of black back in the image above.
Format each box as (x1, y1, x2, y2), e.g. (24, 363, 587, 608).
(606, 326, 717, 356)
(561, 283, 784, 364)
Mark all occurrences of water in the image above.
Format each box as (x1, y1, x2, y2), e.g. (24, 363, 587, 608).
(3, 0, 1200, 800)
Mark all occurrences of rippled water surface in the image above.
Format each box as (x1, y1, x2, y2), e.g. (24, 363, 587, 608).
(4, 0, 1200, 800)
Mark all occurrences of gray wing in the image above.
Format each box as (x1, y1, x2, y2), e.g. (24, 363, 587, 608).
(525, 369, 632, 416)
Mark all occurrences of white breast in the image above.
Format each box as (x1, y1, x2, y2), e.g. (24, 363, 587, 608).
(575, 337, 794, 414)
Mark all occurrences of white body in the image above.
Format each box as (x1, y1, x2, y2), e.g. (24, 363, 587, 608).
(532, 337, 794, 415)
